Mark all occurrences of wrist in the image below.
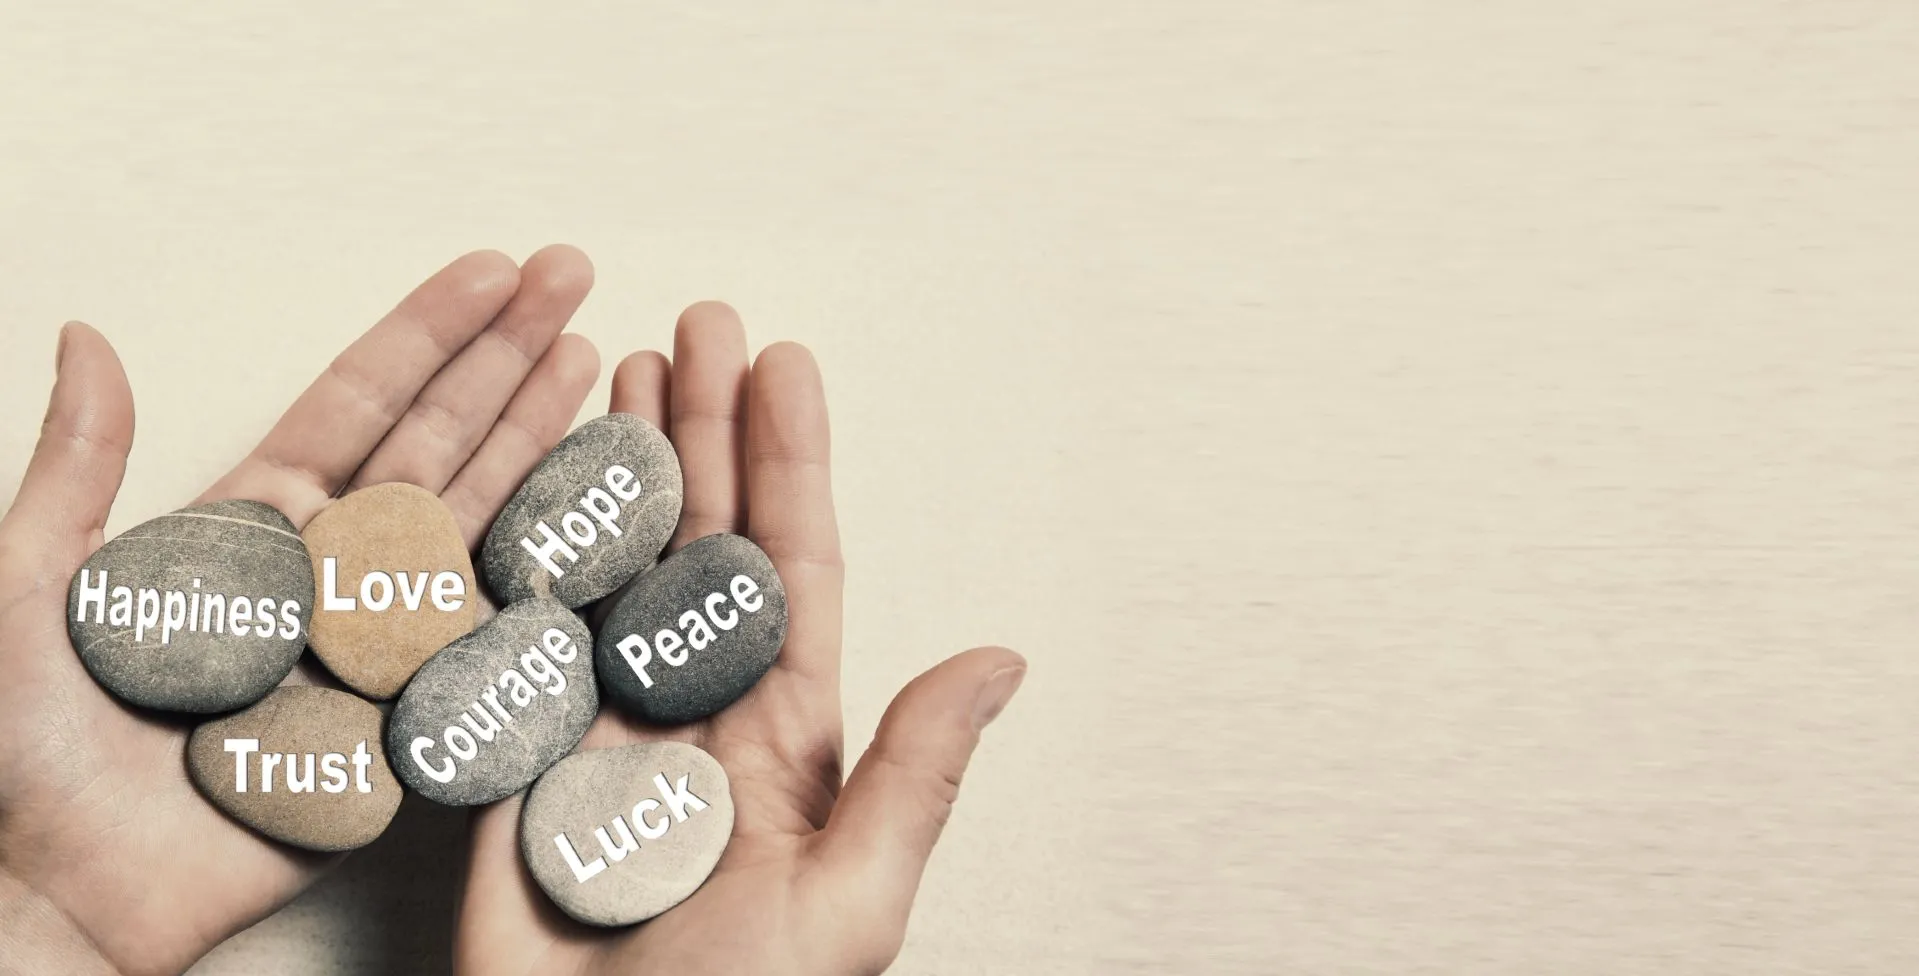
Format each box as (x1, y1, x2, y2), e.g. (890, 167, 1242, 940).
(0, 864, 122, 976)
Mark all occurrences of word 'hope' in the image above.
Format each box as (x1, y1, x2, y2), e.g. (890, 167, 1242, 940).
(520, 464, 644, 579)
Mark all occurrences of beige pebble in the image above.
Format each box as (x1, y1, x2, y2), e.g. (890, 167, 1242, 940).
(302, 482, 477, 699)
(186, 685, 403, 852)
(521, 741, 733, 926)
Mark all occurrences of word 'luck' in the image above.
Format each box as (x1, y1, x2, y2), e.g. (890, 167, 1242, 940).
(555, 772, 710, 883)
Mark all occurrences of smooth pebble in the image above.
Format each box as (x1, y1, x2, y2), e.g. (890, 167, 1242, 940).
(520, 741, 733, 926)
(302, 483, 478, 699)
(388, 598, 598, 806)
(186, 685, 402, 852)
(68, 499, 311, 713)
(482, 414, 681, 609)
(594, 533, 786, 724)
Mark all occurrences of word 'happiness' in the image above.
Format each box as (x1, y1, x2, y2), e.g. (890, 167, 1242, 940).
(75, 572, 302, 645)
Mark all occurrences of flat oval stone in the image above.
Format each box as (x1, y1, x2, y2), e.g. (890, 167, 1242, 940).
(186, 685, 403, 852)
(387, 598, 598, 806)
(520, 741, 733, 926)
(302, 483, 477, 699)
(481, 414, 682, 609)
(68, 499, 311, 713)
(594, 534, 787, 724)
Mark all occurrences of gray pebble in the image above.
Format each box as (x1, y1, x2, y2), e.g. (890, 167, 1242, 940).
(594, 533, 787, 725)
(481, 414, 682, 608)
(387, 598, 597, 806)
(68, 499, 312, 713)
(520, 741, 733, 926)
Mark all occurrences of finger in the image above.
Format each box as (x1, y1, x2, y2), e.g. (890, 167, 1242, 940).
(742, 342, 842, 686)
(442, 334, 601, 551)
(667, 302, 749, 549)
(455, 796, 579, 975)
(0, 323, 135, 564)
(708, 343, 845, 767)
(350, 245, 594, 493)
(200, 250, 520, 525)
(611, 350, 671, 430)
(817, 647, 1026, 916)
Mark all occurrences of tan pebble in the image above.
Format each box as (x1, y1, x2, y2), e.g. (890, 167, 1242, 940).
(302, 482, 477, 699)
(186, 685, 403, 852)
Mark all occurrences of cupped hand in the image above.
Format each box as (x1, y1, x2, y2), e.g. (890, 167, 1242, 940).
(455, 304, 1026, 976)
(0, 247, 603, 976)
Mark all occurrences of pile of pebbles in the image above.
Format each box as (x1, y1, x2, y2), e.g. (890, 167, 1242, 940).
(66, 414, 786, 927)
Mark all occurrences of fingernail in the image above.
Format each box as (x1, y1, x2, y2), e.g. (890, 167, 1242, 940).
(55, 322, 73, 372)
(972, 665, 1027, 731)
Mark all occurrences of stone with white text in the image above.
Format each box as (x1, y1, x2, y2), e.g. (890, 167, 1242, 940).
(186, 686, 402, 852)
(520, 741, 733, 926)
(387, 597, 598, 806)
(68, 498, 311, 713)
(302, 482, 478, 699)
(481, 413, 682, 609)
(595, 533, 786, 724)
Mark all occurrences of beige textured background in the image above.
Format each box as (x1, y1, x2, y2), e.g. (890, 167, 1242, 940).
(3, 2, 1919, 973)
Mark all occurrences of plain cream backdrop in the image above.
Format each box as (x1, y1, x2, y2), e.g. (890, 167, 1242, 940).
(4, 2, 1919, 973)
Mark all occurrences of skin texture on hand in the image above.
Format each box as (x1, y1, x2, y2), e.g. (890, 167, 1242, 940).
(455, 303, 1027, 976)
(0, 246, 604, 976)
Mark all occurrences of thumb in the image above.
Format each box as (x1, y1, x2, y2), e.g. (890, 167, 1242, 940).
(817, 646, 1026, 933)
(0, 323, 135, 561)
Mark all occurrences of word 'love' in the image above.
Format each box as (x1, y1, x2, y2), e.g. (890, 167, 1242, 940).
(320, 558, 467, 613)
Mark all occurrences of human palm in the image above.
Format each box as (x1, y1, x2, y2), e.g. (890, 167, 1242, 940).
(0, 247, 603, 976)
(457, 304, 1026, 976)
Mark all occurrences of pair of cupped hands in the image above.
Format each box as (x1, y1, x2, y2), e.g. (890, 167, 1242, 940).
(0, 247, 1025, 976)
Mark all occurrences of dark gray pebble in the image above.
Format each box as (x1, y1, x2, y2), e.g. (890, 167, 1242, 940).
(594, 533, 786, 724)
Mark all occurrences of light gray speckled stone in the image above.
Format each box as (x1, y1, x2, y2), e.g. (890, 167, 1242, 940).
(68, 499, 312, 713)
(481, 414, 681, 609)
(594, 533, 786, 725)
(387, 598, 597, 806)
(520, 742, 733, 926)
